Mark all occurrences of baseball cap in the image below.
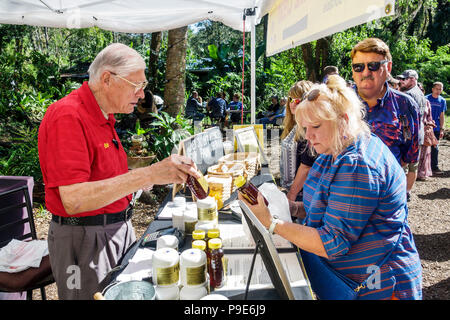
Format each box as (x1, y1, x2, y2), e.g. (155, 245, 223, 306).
(396, 74, 406, 80)
(402, 69, 419, 79)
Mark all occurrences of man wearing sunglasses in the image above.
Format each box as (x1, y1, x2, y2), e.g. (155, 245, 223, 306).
(351, 38, 420, 181)
(38, 43, 199, 300)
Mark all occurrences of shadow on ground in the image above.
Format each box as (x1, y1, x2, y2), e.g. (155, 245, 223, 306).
(423, 277, 450, 300)
(417, 187, 450, 200)
(414, 231, 450, 262)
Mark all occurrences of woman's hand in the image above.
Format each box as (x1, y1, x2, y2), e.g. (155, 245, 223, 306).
(238, 191, 272, 229)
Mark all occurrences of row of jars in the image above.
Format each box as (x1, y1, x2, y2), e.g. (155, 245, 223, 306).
(152, 229, 224, 300)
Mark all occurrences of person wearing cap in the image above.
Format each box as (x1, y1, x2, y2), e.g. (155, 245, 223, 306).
(387, 75, 400, 90)
(398, 69, 427, 200)
(38, 43, 199, 300)
(350, 39, 420, 189)
(426, 81, 447, 174)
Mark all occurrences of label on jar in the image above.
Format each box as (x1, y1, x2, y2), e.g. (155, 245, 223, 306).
(156, 263, 180, 286)
(198, 207, 217, 221)
(184, 220, 197, 235)
(186, 265, 206, 286)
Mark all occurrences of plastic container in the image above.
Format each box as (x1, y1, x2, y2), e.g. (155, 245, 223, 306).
(156, 235, 179, 251)
(192, 240, 207, 251)
(186, 171, 209, 200)
(208, 238, 224, 289)
(183, 209, 198, 235)
(180, 286, 208, 300)
(180, 248, 207, 288)
(234, 175, 268, 206)
(152, 248, 180, 287)
(172, 209, 184, 231)
(192, 229, 205, 247)
(171, 197, 186, 231)
(196, 196, 218, 225)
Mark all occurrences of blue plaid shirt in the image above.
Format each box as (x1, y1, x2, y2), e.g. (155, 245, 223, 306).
(355, 83, 420, 164)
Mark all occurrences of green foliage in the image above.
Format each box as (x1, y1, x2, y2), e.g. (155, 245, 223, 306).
(146, 111, 193, 160)
(0, 126, 42, 181)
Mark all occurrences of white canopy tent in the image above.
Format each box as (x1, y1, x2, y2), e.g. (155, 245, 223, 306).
(0, 0, 394, 123)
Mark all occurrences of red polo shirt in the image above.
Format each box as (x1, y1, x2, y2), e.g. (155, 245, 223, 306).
(38, 81, 131, 217)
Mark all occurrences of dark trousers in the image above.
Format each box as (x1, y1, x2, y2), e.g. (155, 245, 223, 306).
(430, 131, 440, 170)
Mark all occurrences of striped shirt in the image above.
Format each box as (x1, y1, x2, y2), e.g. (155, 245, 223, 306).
(303, 133, 422, 299)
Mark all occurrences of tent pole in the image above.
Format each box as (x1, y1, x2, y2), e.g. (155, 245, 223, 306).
(250, 14, 256, 124)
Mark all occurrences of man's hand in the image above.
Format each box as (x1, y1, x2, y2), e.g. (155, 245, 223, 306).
(148, 154, 200, 185)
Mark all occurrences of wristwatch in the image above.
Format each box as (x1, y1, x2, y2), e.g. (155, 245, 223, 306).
(268, 215, 280, 235)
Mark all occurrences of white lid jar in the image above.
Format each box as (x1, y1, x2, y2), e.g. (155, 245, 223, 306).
(180, 286, 208, 300)
(152, 248, 180, 287)
(196, 196, 218, 224)
(180, 248, 207, 288)
(156, 235, 179, 251)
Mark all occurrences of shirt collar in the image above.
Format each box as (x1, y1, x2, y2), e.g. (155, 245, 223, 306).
(354, 81, 391, 108)
(78, 81, 115, 126)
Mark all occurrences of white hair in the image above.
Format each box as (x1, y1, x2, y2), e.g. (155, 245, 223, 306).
(88, 43, 146, 84)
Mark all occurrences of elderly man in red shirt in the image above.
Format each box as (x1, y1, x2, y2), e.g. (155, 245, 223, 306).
(38, 43, 199, 300)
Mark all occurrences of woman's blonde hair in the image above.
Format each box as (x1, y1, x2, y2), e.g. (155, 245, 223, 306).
(295, 75, 370, 157)
(281, 80, 313, 140)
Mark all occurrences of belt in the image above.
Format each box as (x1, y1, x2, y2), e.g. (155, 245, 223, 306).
(52, 207, 133, 226)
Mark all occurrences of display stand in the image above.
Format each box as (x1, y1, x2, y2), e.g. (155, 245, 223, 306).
(233, 126, 268, 165)
(238, 200, 313, 300)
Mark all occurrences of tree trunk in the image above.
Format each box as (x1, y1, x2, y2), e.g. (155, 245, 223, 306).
(148, 31, 162, 94)
(301, 42, 318, 82)
(164, 26, 188, 117)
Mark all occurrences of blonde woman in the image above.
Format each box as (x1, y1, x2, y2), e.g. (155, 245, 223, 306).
(240, 75, 422, 299)
(280, 80, 315, 201)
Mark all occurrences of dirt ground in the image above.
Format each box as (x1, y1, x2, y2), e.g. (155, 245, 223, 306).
(31, 136, 450, 300)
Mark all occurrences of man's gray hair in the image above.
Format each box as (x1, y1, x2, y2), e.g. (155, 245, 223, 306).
(88, 43, 146, 83)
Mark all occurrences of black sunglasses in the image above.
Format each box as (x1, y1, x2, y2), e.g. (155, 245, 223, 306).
(352, 60, 388, 73)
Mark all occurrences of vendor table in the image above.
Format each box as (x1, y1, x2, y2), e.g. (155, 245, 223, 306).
(98, 165, 313, 300)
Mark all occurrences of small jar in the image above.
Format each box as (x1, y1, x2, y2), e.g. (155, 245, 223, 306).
(171, 197, 186, 231)
(207, 228, 221, 242)
(156, 235, 179, 251)
(196, 196, 218, 225)
(183, 210, 198, 236)
(192, 240, 207, 252)
(192, 229, 206, 241)
(152, 248, 180, 287)
(186, 171, 209, 200)
(234, 175, 268, 206)
(172, 209, 184, 231)
(180, 248, 207, 288)
(208, 238, 224, 289)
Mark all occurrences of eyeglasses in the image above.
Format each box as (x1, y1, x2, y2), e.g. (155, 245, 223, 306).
(110, 72, 148, 94)
(352, 60, 388, 73)
(289, 97, 302, 104)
